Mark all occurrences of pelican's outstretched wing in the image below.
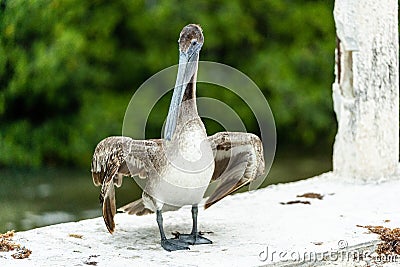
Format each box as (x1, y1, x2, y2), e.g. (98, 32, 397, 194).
(91, 136, 161, 233)
(205, 132, 265, 209)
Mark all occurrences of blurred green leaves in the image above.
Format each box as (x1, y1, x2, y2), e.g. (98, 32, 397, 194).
(0, 0, 336, 168)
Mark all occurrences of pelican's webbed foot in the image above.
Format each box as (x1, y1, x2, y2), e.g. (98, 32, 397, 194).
(173, 232, 212, 245)
(161, 238, 190, 251)
(156, 210, 190, 252)
(171, 205, 213, 245)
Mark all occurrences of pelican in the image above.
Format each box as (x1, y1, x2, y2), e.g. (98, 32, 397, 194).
(91, 24, 265, 252)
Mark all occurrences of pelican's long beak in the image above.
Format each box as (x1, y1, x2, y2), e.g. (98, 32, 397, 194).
(164, 46, 201, 141)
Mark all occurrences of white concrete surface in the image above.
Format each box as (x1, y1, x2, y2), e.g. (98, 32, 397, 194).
(332, 0, 399, 179)
(1, 172, 400, 266)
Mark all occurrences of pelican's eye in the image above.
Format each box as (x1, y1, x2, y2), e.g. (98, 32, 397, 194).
(191, 39, 198, 46)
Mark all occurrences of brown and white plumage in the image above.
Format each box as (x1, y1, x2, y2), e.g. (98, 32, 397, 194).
(91, 24, 266, 251)
(91, 136, 162, 233)
(205, 132, 265, 209)
(91, 132, 265, 233)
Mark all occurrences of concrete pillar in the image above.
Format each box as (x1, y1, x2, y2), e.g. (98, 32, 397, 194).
(332, 0, 399, 180)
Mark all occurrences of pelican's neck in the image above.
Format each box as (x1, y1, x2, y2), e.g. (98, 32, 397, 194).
(164, 56, 202, 141)
(180, 63, 198, 116)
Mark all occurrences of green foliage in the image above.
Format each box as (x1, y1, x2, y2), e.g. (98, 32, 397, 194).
(0, 0, 336, 168)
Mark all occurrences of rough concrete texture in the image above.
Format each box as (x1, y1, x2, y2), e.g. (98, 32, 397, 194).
(332, 0, 399, 179)
(1, 172, 400, 266)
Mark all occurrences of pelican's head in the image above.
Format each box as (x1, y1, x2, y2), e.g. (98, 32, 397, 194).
(164, 24, 204, 141)
(178, 24, 204, 55)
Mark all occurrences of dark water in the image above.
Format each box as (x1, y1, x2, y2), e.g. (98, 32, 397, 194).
(0, 154, 331, 233)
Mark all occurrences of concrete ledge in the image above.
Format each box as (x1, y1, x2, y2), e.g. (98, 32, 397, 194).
(1, 172, 400, 266)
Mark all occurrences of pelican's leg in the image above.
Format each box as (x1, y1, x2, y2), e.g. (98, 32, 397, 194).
(175, 205, 212, 245)
(156, 210, 189, 251)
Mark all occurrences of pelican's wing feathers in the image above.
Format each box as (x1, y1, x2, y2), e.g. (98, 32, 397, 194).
(91, 136, 161, 233)
(205, 132, 265, 209)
